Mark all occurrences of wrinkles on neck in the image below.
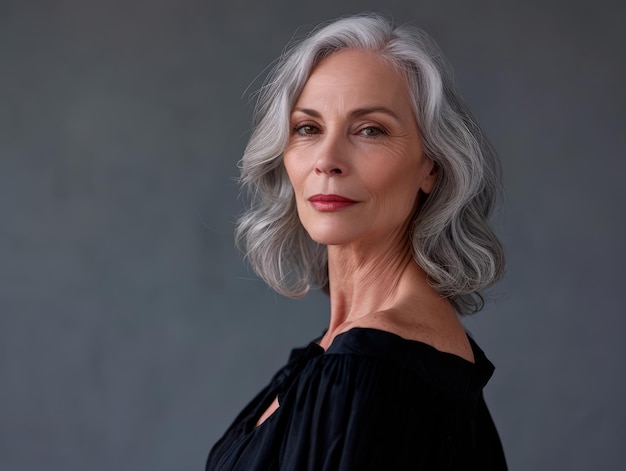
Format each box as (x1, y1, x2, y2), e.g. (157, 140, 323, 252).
(325, 227, 418, 331)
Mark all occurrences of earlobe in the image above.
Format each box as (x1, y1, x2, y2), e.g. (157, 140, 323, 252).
(420, 160, 438, 195)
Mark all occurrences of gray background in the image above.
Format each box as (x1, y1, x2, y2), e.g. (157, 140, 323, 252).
(1, 0, 624, 469)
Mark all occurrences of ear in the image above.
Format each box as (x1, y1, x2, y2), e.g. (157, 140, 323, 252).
(419, 159, 438, 195)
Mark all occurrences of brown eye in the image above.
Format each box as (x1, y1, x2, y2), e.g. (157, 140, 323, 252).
(294, 124, 320, 135)
(359, 126, 385, 137)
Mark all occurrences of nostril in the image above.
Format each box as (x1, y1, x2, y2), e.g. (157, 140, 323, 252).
(314, 166, 343, 175)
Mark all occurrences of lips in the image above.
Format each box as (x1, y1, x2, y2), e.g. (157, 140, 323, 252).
(308, 194, 357, 211)
(308, 194, 356, 203)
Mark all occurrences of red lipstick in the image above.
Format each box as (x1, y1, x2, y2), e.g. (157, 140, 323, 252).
(308, 194, 357, 211)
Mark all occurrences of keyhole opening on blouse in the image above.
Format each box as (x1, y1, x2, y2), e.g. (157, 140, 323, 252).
(255, 396, 280, 428)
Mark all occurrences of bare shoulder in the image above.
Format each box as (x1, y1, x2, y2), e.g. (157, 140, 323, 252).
(347, 308, 475, 363)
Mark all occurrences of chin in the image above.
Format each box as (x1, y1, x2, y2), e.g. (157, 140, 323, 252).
(304, 225, 367, 247)
(304, 227, 355, 246)
(307, 234, 350, 246)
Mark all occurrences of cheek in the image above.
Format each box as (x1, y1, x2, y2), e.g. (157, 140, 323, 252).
(367, 168, 422, 223)
(283, 157, 299, 190)
(283, 158, 309, 212)
(367, 164, 420, 200)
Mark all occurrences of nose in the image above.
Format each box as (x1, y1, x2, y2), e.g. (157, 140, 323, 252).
(314, 132, 348, 176)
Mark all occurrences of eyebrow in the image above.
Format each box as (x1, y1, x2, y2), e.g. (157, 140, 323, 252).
(292, 106, 401, 121)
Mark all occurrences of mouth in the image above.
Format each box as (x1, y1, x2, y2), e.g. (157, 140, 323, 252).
(308, 194, 357, 203)
(307, 194, 357, 211)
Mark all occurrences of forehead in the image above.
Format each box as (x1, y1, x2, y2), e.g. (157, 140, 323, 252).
(294, 49, 412, 112)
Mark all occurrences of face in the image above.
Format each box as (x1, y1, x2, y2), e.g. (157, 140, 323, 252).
(283, 49, 437, 248)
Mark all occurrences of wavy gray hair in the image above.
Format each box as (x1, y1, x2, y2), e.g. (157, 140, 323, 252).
(235, 13, 505, 314)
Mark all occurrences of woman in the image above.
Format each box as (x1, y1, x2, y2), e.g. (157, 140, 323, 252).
(207, 13, 507, 470)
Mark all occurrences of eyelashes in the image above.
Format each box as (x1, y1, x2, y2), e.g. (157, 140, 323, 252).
(291, 122, 388, 138)
(292, 123, 320, 136)
(358, 126, 386, 137)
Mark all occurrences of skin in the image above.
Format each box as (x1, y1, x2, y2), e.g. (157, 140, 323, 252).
(256, 49, 473, 427)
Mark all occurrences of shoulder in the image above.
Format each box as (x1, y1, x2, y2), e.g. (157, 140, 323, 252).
(338, 308, 475, 363)
(284, 330, 457, 432)
(306, 327, 494, 400)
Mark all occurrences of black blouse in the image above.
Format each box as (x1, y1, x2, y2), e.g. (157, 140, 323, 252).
(206, 328, 507, 470)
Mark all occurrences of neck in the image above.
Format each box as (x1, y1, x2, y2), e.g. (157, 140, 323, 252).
(324, 231, 426, 336)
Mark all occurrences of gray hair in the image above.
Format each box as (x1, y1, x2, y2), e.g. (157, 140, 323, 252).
(235, 13, 505, 314)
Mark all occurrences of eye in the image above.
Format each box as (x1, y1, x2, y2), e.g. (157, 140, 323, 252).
(358, 126, 386, 137)
(293, 123, 320, 136)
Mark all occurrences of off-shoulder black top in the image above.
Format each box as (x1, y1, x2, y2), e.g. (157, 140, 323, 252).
(206, 327, 507, 470)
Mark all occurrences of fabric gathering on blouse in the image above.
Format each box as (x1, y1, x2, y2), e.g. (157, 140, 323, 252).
(206, 327, 507, 470)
